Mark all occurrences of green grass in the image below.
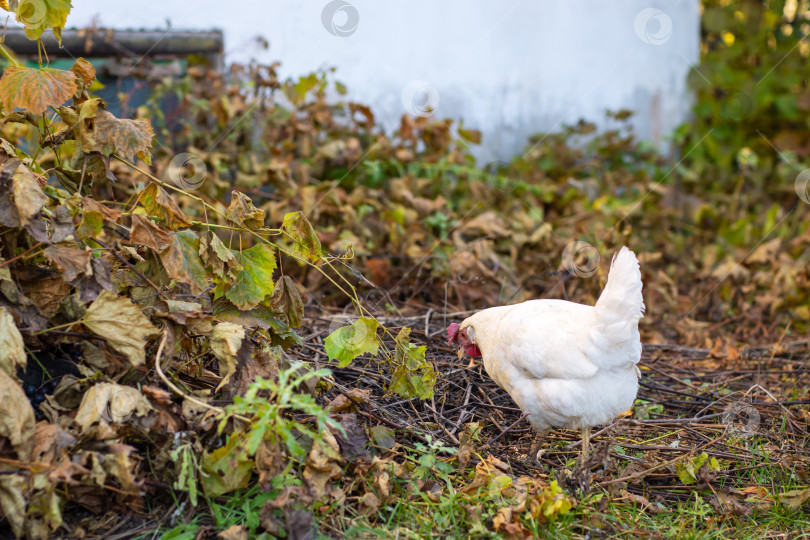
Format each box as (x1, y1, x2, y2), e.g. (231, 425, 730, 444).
(153, 453, 809, 539)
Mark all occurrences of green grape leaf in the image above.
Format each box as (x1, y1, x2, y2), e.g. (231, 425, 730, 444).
(389, 327, 435, 400)
(221, 244, 277, 310)
(531, 481, 573, 522)
(324, 317, 379, 368)
(75, 210, 103, 240)
(676, 452, 721, 485)
(11, 0, 71, 42)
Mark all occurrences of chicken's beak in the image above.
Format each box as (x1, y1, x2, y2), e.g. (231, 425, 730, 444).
(458, 348, 477, 368)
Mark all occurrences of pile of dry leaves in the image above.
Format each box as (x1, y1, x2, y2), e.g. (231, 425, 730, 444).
(0, 1, 808, 537)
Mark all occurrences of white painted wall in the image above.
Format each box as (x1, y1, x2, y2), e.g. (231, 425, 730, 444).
(49, 0, 699, 162)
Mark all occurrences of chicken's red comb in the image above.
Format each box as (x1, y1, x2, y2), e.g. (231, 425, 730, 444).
(447, 323, 461, 345)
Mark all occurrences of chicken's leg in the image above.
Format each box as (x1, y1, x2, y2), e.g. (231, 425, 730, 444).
(523, 434, 545, 466)
(580, 426, 591, 464)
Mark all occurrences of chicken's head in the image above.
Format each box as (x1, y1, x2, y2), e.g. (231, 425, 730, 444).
(447, 323, 482, 358)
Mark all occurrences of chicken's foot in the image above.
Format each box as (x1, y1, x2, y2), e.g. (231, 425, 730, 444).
(523, 436, 545, 467)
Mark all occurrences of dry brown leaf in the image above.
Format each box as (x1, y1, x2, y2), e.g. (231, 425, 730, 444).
(281, 211, 322, 261)
(138, 183, 191, 230)
(712, 257, 750, 281)
(303, 430, 343, 499)
(11, 161, 48, 226)
(70, 58, 96, 85)
(130, 213, 173, 251)
(81, 197, 122, 222)
(711, 491, 751, 516)
(456, 211, 510, 238)
(83, 290, 158, 367)
(0, 369, 35, 461)
(218, 525, 249, 540)
(158, 231, 209, 294)
(225, 191, 265, 229)
(161, 299, 205, 325)
(618, 489, 666, 514)
(74, 383, 153, 438)
(269, 275, 304, 328)
(709, 337, 741, 363)
(103, 443, 141, 493)
(325, 387, 371, 412)
(747, 238, 781, 265)
(141, 385, 184, 433)
(282, 509, 316, 540)
(0, 305, 26, 379)
(43, 246, 92, 282)
(210, 322, 247, 392)
(374, 469, 390, 500)
(32, 422, 77, 466)
(492, 506, 531, 540)
(230, 345, 279, 397)
(199, 230, 240, 280)
(463, 454, 512, 494)
(359, 491, 380, 513)
(334, 414, 370, 462)
(779, 487, 810, 509)
(94, 110, 154, 163)
(20, 268, 71, 317)
(0, 474, 28, 537)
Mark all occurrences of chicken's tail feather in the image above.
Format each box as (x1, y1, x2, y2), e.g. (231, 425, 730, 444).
(593, 247, 645, 349)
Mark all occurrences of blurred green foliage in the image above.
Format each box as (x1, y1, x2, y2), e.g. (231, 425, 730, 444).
(678, 0, 810, 196)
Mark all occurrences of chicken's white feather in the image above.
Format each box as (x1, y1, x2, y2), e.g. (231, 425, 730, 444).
(458, 246, 644, 435)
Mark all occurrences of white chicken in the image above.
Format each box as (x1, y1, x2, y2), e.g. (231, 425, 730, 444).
(447, 246, 644, 462)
